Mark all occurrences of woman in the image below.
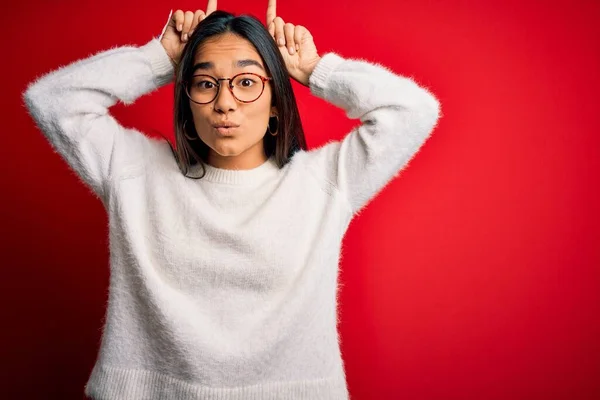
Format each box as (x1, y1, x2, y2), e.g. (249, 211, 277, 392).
(22, 1, 440, 398)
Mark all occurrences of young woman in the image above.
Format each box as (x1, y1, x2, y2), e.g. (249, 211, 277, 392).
(23, 1, 440, 398)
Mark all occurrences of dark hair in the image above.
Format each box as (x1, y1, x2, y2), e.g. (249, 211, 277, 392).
(168, 10, 307, 178)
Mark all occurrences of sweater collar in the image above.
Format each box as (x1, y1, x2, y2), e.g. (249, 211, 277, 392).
(193, 156, 280, 185)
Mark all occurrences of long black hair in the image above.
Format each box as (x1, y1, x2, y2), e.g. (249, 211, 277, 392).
(169, 10, 307, 178)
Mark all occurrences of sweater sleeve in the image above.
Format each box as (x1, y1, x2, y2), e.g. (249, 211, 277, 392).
(21, 38, 174, 201)
(305, 53, 441, 215)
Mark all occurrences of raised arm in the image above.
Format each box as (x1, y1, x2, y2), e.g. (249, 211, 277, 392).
(265, 1, 440, 215)
(21, 5, 216, 202)
(22, 38, 174, 201)
(304, 54, 441, 215)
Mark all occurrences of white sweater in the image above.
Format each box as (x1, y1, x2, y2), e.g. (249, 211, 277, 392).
(22, 33, 440, 400)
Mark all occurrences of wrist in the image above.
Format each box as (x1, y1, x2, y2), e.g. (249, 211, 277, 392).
(168, 56, 178, 68)
(160, 39, 179, 68)
(301, 56, 321, 87)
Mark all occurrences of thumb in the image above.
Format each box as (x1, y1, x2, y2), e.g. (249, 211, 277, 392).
(159, 9, 174, 41)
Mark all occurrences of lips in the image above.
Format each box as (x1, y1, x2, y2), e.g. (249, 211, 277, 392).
(213, 125, 239, 136)
(210, 121, 240, 136)
(211, 122, 240, 129)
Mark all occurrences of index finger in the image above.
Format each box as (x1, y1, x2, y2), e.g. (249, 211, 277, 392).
(266, 0, 276, 26)
(206, 0, 217, 15)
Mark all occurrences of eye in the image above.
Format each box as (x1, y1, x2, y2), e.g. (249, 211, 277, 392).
(240, 78, 254, 87)
(196, 80, 216, 89)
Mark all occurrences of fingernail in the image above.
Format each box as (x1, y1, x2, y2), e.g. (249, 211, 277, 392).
(289, 46, 295, 55)
(178, 24, 182, 31)
(183, 33, 188, 41)
(278, 38, 285, 46)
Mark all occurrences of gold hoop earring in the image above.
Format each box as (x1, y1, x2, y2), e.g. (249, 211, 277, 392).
(268, 116, 279, 136)
(183, 120, 197, 140)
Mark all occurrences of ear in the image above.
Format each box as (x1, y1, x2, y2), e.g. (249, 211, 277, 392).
(270, 106, 278, 118)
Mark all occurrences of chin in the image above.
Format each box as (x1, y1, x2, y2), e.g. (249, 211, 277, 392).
(211, 144, 245, 157)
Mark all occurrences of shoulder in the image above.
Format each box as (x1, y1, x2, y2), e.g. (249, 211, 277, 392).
(287, 142, 343, 197)
(109, 129, 180, 181)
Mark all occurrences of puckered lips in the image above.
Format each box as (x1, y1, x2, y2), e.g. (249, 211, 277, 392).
(211, 121, 240, 136)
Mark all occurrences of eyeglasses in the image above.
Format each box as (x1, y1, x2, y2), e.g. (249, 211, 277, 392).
(183, 72, 273, 104)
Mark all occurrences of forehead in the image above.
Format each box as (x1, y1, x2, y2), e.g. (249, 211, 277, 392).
(193, 33, 265, 70)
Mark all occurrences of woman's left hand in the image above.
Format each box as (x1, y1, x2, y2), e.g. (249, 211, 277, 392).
(267, 0, 321, 87)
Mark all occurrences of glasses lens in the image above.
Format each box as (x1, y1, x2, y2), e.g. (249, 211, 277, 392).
(231, 74, 264, 102)
(188, 75, 219, 103)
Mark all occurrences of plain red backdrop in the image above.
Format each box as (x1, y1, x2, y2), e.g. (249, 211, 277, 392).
(2, 0, 599, 399)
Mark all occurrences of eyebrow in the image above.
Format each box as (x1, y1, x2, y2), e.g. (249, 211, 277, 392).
(192, 59, 265, 73)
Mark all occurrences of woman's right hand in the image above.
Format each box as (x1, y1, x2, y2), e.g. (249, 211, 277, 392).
(160, 0, 218, 66)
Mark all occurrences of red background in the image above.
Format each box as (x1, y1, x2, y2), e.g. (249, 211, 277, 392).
(2, 0, 599, 399)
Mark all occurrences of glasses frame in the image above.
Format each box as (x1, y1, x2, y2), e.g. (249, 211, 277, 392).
(182, 72, 273, 105)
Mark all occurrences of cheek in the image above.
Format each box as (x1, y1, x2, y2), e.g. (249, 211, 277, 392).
(244, 91, 273, 127)
(245, 102, 271, 122)
(189, 107, 214, 143)
(190, 106, 212, 127)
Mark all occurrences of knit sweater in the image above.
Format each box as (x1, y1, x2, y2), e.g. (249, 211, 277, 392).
(22, 32, 440, 400)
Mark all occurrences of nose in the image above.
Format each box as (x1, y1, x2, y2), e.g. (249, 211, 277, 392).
(213, 81, 237, 113)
